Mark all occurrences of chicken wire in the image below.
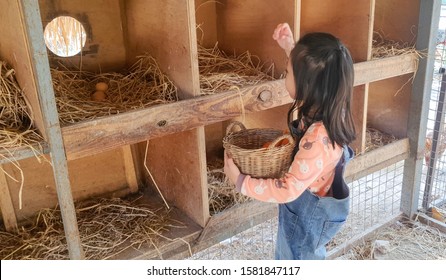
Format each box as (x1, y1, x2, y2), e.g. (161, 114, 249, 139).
(421, 3, 446, 213)
(189, 161, 405, 260)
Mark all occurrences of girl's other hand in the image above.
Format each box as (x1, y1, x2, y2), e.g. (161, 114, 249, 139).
(224, 151, 241, 185)
(272, 23, 294, 56)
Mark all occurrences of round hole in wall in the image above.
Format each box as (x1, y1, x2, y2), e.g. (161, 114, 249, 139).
(44, 16, 87, 57)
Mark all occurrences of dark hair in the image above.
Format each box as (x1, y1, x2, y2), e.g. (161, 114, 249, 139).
(287, 32, 356, 148)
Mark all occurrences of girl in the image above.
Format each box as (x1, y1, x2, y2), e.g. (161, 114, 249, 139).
(224, 23, 356, 260)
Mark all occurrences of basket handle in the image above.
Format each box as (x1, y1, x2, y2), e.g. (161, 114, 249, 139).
(268, 133, 294, 149)
(225, 121, 247, 136)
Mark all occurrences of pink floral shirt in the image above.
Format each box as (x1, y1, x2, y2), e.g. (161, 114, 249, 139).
(236, 122, 343, 203)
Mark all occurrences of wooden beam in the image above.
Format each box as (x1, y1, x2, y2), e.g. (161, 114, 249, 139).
(402, 0, 441, 218)
(0, 168, 18, 232)
(121, 145, 138, 193)
(416, 213, 446, 234)
(327, 213, 402, 259)
(19, 0, 84, 260)
(345, 138, 410, 182)
(353, 53, 419, 86)
(62, 55, 418, 161)
(195, 200, 277, 250)
(0, 143, 49, 165)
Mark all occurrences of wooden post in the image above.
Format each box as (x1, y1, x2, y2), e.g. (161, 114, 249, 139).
(0, 168, 18, 232)
(402, 0, 441, 218)
(19, 0, 84, 259)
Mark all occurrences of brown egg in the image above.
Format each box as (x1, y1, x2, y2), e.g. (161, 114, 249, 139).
(95, 82, 109, 92)
(91, 90, 106, 101)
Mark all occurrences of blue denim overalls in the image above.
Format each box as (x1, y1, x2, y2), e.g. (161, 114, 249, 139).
(275, 145, 354, 260)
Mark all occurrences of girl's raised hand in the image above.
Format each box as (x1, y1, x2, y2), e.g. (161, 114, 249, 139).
(272, 23, 294, 56)
(224, 151, 241, 185)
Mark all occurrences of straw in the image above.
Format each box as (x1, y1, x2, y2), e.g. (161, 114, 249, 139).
(0, 194, 182, 260)
(0, 61, 44, 154)
(207, 159, 251, 215)
(51, 54, 178, 125)
(198, 43, 276, 95)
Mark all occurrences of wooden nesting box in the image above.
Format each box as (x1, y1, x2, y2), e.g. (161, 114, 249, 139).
(0, 0, 433, 260)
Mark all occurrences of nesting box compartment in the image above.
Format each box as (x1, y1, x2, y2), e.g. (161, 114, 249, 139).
(0, 0, 428, 259)
(368, 0, 421, 139)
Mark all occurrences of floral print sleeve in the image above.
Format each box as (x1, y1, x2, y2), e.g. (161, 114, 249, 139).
(237, 123, 343, 203)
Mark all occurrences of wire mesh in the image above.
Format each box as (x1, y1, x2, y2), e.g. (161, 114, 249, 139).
(420, 3, 446, 213)
(189, 161, 405, 260)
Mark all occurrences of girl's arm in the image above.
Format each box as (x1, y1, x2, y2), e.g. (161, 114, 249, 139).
(224, 125, 342, 203)
(272, 23, 295, 57)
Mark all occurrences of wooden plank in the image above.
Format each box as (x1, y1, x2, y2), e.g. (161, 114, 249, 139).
(195, 200, 277, 250)
(301, 0, 371, 62)
(0, 168, 18, 232)
(61, 54, 418, 161)
(351, 85, 367, 154)
(62, 80, 290, 160)
(121, 145, 138, 193)
(402, 0, 441, 218)
(417, 213, 446, 234)
(0, 143, 49, 165)
(327, 213, 402, 259)
(125, 0, 208, 227)
(2, 149, 130, 222)
(354, 53, 419, 86)
(374, 0, 420, 43)
(215, 0, 296, 76)
(20, 0, 84, 259)
(345, 138, 410, 182)
(0, 0, 46, 138)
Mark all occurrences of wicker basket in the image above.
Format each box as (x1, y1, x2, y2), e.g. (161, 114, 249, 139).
(223, 121, 295, 178)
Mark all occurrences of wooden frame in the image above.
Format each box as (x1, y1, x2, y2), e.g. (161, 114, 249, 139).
(0, 0, 438, 260)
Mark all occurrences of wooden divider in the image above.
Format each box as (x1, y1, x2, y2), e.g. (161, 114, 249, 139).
(125, 0, 209, 227)
(369, 0, 421, 137)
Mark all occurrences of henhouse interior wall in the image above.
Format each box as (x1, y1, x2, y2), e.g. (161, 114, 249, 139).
(0, 0, 443, 260)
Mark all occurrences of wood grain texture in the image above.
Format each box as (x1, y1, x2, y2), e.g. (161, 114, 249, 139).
(0, 0, 46, 138)
(125, 0, 208, 227)
(300, 0, 372, 62)
(62, 55, 418, 160)
(0, 168, 18, 232)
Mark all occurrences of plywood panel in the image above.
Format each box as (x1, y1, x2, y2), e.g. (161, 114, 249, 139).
(214, 0, 296, 76)
(369, 0, 420, 138)
(2, 149, 131, 221)
(195, 0, 218, 47)
(126, 0, 208, 227)
(38, 0, 127, 72)
(146, 130, 209, 227)
(374, 0, 420, 43)
(125, 0, 199, 99)
(368, 74, 413, 138)
(300, 0, 372, 62)
(0, 0, 46, 138)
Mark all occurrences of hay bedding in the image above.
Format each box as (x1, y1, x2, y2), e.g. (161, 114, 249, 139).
(0, 61, 44, 155)
(371, 30, 422, 59)
(336, 217, 446, 260)
(364, 126, 398, 153)
(207, 159, 250, 216)
(51, 54, 178, 125)
(0, 194, 181, 260)
(198, 43, 276, 95)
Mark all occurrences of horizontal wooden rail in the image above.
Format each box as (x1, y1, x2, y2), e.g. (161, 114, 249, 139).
(0, 142, 49, 164)
(62, 54, 418, 160)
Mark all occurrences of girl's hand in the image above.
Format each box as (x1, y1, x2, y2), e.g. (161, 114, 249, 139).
(224, 151, 241, 185)
(272, 23, 295, 57)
